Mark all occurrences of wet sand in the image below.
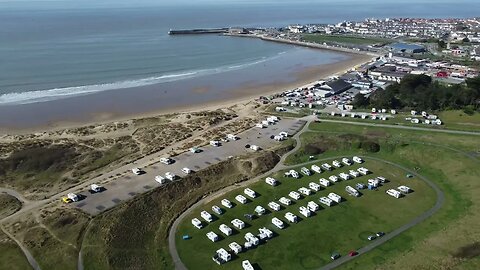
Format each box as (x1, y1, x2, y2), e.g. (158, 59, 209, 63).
(0, 49, 371, 133)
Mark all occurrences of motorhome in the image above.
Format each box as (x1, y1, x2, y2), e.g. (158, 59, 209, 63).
(229, 242, 243, 254)
(285, 212, 298, 223)
(259, 227, 274, 239)
(398, 185, 411, 194)
(254, 206, 266, 215)
(301, 167, 312, 176)
(345, 185, 360, 197)
(160, 157, 174, 165)
(289, 191, 301, 200)
(329, 175, 339, 182)
(319, 196, 333, 207)
(191, 218, 203, 229)
(90, 184, 102, 193)
(242, 260, 254, 270)
(219, 224, 233, 236)
(279, 197, 292, 206)
(265, 177, 278, 186)
(206, 231, 219, 242)
(332, 160, 342, 168)
(132, 168, 142, 175)
(376, 176, 387, 183)
(307, 201, 320, 211)
(212, 205, 223, 215)
(319, 178, 330, 187)
(256, 123, 265, 128)
(210, 140, 221, 147)
(339, 172, 351, 181)
(221, 199, 233, 209)
(155, 175, 166, 184)
(165, 172, 177, 181)
(290, 169, 300, 179)
(353, 156, 363, 163)
(268, 201, 281, 211)
(298, 187, 312, 196)
(321, 163, 333, 171)
(231, 219, 246, 229)
(311, 164, 322, 173)
(227, 134, 239, 141)
(272, 217, 285, 229)
(201, 211, 213, 222)
(342, 158, 352, 166)
(244, 188, 257, 198)
(328, 192, 342, 203)
(212, 248, 231, 264)
(357, 167, 370, 175)
(309, 182, 321, 191)
(244, 232, 260, 246)
(181, 167, 192, 174)
(67, 193, 79, 202)
(348, 170, 360, 178)
(235, 195, 248, 204)
(386, 189, 401, 198)
(299, 206, 312, 217)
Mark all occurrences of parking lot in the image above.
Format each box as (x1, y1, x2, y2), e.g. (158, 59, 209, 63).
(70, 118, 306, 215)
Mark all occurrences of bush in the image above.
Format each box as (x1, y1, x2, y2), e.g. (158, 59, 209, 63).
(304, 144, 325, 155)
(463, 106, 475, 116)
(361, 141, 380, 153)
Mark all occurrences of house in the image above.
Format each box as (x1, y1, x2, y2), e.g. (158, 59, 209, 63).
(320, 79, 352, 95)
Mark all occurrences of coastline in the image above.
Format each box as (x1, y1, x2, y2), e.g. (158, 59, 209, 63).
(0, 50, 371, 134)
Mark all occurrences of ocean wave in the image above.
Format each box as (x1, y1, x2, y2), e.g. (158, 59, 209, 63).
(0, 51, 287, 106)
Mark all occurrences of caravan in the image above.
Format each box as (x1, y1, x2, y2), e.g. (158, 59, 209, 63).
(272, 217, 285, 229)
(191, 218, 203, 229)
(206, 231, 219, 242)
(299, 206, 312, 217)
(265, 177, 278, 186)
(311, 164, 322, 173)
(268, 201, 281, 211)
(307, 201, 320, 211)
(289, 191, 301, 200)
(219, 224, 233, 236)
(221, 199, 233, 209)
(298, 187, 312, 196)
(309, 182, 321, 191)
(229, 242, 243, 254)
(342, 158, 352, 166)
(244, 188, 257, 198)
(301, 167, 312, 176)
(319, 196, 334, 207)
(231, 219, 246, 230)
(329, 175, 339, 182)
(200, 211, 213, 223)
(386, 189, 401, 198)
(327, 192, 342, 203)
(235, 195, 248, 204)
(345, 186, 360, 197)
(279, 197, 292, 206)
(285, 212, 298, 223)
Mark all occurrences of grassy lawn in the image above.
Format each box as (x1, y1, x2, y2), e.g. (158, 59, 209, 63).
(0, 230, 31, 270)
(175, 159, 435, 270)
(284, 121, 480, 269)
(303, 34, 391, 45)
(438, 110, 480, 131)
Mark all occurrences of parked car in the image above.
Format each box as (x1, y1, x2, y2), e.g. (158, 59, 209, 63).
(349, 250, 358, 257)
(330, 252, 341, 260)
(376, 232, 385, 237)
(368, 235, 377, 241)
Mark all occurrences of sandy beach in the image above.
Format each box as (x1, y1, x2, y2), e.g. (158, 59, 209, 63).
(0, 49, 371, 134)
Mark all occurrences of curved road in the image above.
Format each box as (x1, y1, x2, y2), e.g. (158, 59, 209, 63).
(168, 116, 447, 270)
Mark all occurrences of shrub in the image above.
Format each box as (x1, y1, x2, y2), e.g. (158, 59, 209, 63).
(361, 141, 380, 153)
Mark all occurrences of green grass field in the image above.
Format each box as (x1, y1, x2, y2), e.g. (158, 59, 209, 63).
(0, 230, 31, 270)
(175, 159, 435, 270)
(302, 34, 391, 45)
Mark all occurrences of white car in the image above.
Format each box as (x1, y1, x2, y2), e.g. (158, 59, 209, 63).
(181, 167, 192, 174)
(160, 157, 174, 165)
(90, 184, 102, 193)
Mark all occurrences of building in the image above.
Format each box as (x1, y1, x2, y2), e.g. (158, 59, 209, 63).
(388, 43, 426, 54)
(320, 79, 352, 95)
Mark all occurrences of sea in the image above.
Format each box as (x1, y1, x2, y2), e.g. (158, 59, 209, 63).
(0, 0, 479, 107)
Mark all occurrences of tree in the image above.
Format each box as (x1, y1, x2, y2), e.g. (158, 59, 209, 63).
(352, 93, 369, 108)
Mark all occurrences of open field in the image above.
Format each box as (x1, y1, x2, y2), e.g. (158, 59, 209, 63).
(175, 158, 435, 270)
(303, 34, 391, 45)
(438, 110, 480, 131)
(0, 193, 22, 219)
(283, 121, 480, 269)
(0, 230, 31, 270)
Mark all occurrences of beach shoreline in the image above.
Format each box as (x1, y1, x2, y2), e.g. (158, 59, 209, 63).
(0, 51, 371, 135)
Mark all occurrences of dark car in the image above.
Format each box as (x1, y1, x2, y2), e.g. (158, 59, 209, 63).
(330, 252, 341, 260)
(349, 250, 358, 257)
(376, 232, 385, 237)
